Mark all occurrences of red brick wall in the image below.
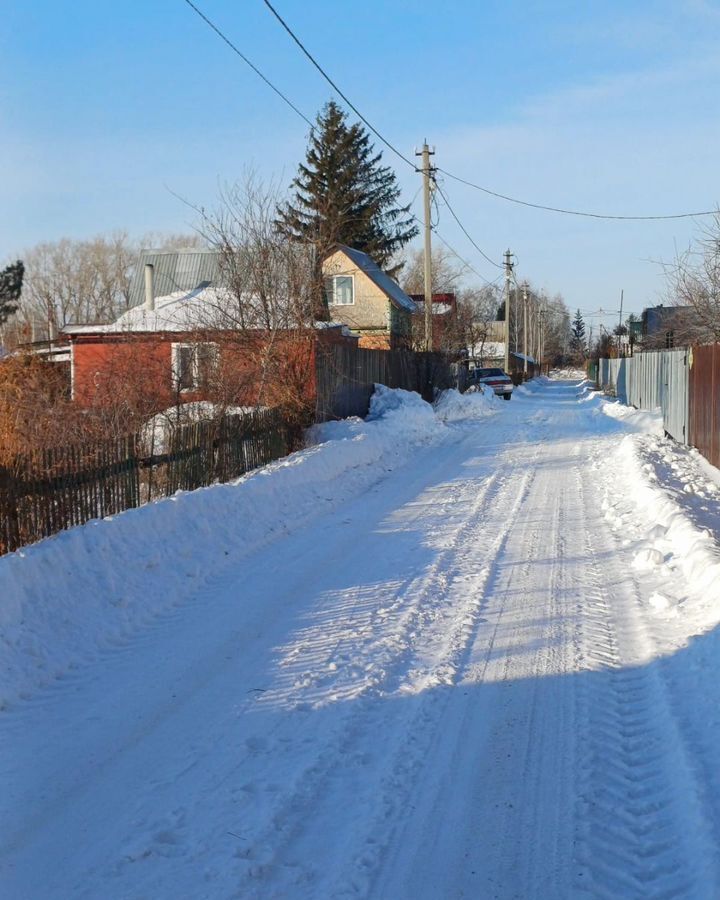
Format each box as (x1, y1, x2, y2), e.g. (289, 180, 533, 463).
(73, 337, 175, 408)
(71, 329, 359, 415)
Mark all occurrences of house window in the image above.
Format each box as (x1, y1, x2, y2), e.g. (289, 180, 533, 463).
(172, 342, 218, 392)
(324, 275, 354, 306)
(665, 330, 674, 349)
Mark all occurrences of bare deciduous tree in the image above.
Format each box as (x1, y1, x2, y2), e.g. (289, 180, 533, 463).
(10, 231, 206, 343)
(457, 285, 502, 360)
(189, 173, 321, 436)
(665, 212, 720, 344)
(401, 246, 466, 297)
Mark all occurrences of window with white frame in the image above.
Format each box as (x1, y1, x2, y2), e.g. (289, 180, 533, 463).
(324, 275, 354, 306)
(172, 342, 218, 392)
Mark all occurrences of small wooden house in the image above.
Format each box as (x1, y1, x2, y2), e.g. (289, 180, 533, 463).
(322, 245, 415, 350)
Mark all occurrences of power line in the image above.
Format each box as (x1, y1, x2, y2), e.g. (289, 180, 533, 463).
(436, 167, 716, 221)
(259, 3, 714, 221)
(260, 0, 417, 170)
(433, 178, 503, 269)
(435, 235, 503, 287)
(184, 0, 715, 228)
(414, 213, 503, 288)
(181, 0, 314, 128)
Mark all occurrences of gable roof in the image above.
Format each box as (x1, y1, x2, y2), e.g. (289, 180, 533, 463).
(330, 245, 416, 313)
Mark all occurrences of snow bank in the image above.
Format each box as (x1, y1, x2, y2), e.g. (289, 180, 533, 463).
(597, 397, 664, 435)
(433, 386, 502, 422)
(0, 387, 455, 708)
(514, 376, 548, 396)
(602, 432, 720, 627)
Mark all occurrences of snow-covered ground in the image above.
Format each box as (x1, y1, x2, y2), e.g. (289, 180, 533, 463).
(2, 377, 720, 899)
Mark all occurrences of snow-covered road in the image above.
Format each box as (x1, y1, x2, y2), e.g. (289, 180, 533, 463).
(3, 378, 720, 899)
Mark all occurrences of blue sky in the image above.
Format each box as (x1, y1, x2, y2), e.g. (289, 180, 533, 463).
(3, 0, 720, 326)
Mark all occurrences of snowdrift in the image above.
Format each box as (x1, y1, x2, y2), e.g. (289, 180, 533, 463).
(0, 386, 479, 707)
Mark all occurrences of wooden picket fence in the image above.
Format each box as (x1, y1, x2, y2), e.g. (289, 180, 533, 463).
(0, 409, 289, 555)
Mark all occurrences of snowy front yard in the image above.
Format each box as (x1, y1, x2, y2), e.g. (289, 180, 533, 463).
(2, 377, 720, 899)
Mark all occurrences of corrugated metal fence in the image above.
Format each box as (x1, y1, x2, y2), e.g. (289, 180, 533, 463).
(597, 346, 720, 465)
(688, 344, 720, 468)
(597, 350, 689, 444)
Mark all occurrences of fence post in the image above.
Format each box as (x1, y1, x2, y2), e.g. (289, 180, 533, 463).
(0, 466, 20, 554)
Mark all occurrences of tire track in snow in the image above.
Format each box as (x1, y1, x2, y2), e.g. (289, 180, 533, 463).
(368, 436, 580, 900)
(573, 467, 719, 899)
(232, 450, 539, 897)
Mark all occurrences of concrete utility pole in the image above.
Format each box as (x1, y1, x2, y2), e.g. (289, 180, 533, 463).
(523, 281, 528, 381)
(416, 142, 435, 352)
(618, 289, 624, 357)
(503, 249, 513, 374)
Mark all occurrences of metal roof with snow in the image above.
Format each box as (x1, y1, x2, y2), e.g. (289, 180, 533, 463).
(332, 245, 416, 313)
(65, 285, 351, 336)
(129, 249, 220, 307)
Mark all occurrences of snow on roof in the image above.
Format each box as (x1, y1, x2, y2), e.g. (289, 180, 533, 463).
(469, 341, 505, 359)
(64, 286, 349, 336)
(333, 245, 416, 313)
(412, 301, 453, 316)
(128, 248, 220, 308)
(63, 286, 217, 334)
(511, 351, 538, 364)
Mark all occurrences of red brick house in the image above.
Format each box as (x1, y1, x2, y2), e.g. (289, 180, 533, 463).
(65, 282, 357, 415)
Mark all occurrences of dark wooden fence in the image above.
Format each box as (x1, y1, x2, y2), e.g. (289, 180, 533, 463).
(689, 344, 720, 468)
(1, 346, 457, 554)
(0, 409, 289, 555)
(315, 344, 455, 420)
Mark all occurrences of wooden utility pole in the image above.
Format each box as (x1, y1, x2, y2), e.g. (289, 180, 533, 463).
(522, 281, 529, 378)
(618, 289, 624, 357)
(416, 142, 435, 351)
(503, 250, 513, 374)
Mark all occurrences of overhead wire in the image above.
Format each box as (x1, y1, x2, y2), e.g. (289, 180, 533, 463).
(436, 168, 716, 221)
(258, 1, 716, 221)
(432, 177, 503, 269)
(260, 0, 417, 170)
(181, 0, 314, 128)
(423, 217, 504, 288)
(181, 0, 715, 322)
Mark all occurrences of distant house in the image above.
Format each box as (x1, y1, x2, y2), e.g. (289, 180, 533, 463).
(468, 321, 505, 366)
(322, 245, 415, 349)
(641, 304, 707, 349)
(408, 292, 459, 352)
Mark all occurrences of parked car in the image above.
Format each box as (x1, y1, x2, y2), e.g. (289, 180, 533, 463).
(468, 367, 513, 400)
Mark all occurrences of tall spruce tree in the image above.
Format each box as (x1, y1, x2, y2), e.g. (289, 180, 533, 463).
(570, 308, 587, 359)
(0, 260, 24, 326)
(277, 101, 418, 275)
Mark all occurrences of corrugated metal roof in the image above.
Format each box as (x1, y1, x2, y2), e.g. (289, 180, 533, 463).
(129, 249, 220, 307)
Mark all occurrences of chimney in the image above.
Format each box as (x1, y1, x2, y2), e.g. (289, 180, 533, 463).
(144, 263, 155, 311)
